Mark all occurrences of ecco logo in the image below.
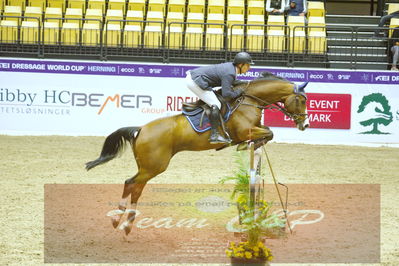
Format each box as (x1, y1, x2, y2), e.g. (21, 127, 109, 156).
(309, 74, 324, 79)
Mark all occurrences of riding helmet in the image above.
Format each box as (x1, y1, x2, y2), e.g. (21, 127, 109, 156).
(233, 52, 255, 65)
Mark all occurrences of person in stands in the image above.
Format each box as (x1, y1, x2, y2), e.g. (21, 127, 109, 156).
(375, 10, 399, 37)
(286, 0, 307, 16)
(390, 27, 399, 71)
(266, 0, 286, 15)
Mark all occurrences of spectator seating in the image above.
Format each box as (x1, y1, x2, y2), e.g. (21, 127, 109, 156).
(165, 5, 184, 48)
(82, 22, 101, 46)
(126, 9, 144, 25)
(287, 16, 306, 53)
(228, 0, 244, 15)
(308, 16, 326, 32)
(387, 3, 399, 15)
(309, 30, 327, 54)
(306, 1, 326, 53)
(109, 0, 125, 14)
(124, 24, 141, 47)
(188, 0, 205, 13)
(69, 0, 86, 10)
(24, 6, 42, 22)
(21, 21, 39, 44)
(104, 23, 121, 46)
(61, 22, 80, 45)
(148, 0, 166, 15)
(206, 12, 225, 50)
(105, 9, 123, 26)
(144, 24, 162, 48)
(165, 23, 182, 49)
(227, 9, 244, 50)
(307, 1, 325, 17)
(247, 0, 265, 16)
(28, 0, 46, 9)
(0, 0, 329, 56)
(88, 0, 106, 14)
(0, 0, 3, 11)
(85, 8, 103, 25)
(3, 5, 22, 24)
(65, 8, 83, 26)
(208, 0, 224, 14)
(45, 7, 63, 26)
(43, 21, 59, 44)
(47, 0, 66, 13)
(267, 29, 285, 53)
(0, 20, 18, 42)
(8, 0, 25, 9)
(128, 0, 145, 13)
(247, 27, 265, 52)
(168, 0, 185, 13)
(267, 15, 285, 31)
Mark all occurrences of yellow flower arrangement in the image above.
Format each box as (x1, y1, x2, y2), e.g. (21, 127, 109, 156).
(220, 151, 284, 264)
(226, 241, 273, 262)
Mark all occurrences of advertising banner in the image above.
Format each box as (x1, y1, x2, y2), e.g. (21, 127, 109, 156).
(1, 58, 398, 146)
(264, 93, 352, 129)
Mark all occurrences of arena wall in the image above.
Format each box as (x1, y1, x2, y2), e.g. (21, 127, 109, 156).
(1, 58, 398, 147)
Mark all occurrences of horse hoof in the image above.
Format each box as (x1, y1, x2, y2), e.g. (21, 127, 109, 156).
(106, 209, 124, 229)
(119, 221, 132, 235)
(111, 216, 121, 228)
(236, 143, 248, 151)
(118, 221, 133, 235)
(124, 226, 132, 236)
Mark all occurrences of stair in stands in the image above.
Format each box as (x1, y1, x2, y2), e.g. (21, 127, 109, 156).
(326, 14, 389, 70)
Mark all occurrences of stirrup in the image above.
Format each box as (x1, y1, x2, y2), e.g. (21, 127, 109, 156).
(209, 134, 232, 144)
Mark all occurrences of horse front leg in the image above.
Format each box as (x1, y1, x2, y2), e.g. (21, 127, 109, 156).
(236, 125, 274, 150)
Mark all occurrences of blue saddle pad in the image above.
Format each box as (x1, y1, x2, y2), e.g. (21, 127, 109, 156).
(183, 104, 232, 133)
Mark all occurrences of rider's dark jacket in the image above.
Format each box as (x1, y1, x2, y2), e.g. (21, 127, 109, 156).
(190, 62, 242, 100)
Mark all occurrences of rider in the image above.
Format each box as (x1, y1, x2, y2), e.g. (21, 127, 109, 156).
(186, 52, 254, 144)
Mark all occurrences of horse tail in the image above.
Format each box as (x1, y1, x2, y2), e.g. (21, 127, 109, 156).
(85, 127, 140, 171)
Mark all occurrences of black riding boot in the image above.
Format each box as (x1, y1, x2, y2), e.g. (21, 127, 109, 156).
(209, 105, 232, 144)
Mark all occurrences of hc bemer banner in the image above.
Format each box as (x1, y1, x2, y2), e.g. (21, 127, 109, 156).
(1, 58, 398, 146)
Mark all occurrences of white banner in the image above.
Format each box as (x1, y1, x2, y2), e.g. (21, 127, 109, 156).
(1, 58, 399, 147)
(0, 72, 193, 135)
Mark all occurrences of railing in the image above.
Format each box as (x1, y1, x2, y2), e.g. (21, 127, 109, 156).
(0, 16, 397, 70)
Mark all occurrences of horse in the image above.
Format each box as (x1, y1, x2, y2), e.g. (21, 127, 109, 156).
(86, 72, 309, 235)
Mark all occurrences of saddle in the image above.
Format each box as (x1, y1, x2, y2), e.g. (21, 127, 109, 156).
(182, 92, 231, 133)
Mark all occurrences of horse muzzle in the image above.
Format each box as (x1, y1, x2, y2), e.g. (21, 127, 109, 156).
(297, 117, 310, 131)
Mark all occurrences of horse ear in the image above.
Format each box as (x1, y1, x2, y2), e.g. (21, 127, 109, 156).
(298, 82, 309, 92)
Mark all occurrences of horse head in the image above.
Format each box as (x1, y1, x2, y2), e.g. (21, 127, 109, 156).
(244, 72, 309, 131)
(282, 82, 309, 131)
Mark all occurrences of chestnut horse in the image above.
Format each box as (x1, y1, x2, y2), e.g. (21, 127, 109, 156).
(86, 72, 309, 235)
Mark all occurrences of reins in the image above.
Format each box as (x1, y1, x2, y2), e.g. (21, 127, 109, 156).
(231, 81, 308, 122)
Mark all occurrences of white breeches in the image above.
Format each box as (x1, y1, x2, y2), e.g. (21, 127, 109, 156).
(185, 71, 221, 109)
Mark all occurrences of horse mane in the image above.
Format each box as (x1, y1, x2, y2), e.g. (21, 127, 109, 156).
(252, 72, 292, 84)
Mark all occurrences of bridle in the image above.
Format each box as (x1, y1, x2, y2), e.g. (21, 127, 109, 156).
(232, 82, 308, 123)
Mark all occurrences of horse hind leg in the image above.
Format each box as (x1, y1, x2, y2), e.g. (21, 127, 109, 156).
(118, 154, 173, 235)
(118, 179, 148, 235)
(107, 174, 139, 229)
